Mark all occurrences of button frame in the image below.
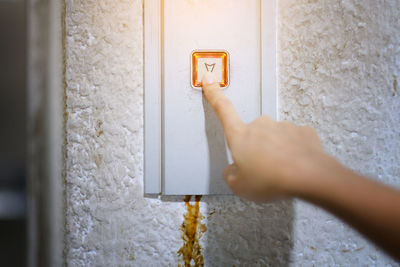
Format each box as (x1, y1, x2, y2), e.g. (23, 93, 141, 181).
(191, 50, 230, 89)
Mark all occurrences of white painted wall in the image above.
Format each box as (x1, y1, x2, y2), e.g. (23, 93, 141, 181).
(64, 0, 400, 265)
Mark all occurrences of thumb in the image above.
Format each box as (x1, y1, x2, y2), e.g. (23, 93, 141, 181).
(223, 164, 241, 189)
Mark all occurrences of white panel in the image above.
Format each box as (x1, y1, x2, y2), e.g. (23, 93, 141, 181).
(144, 0, 162, 194)
(261, 0, 277, 119)
(143, 0, 277, 195)
(163, 0, 261, 195)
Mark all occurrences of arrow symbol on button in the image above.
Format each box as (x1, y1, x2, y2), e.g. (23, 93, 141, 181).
(205, 63, 216, 72)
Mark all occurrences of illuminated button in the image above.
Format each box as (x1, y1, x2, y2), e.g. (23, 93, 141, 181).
(191, 50, 230, 89)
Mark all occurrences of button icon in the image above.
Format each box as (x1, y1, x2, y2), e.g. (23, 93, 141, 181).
(204, 63, 216, 72)
(191, 50, 230, 88)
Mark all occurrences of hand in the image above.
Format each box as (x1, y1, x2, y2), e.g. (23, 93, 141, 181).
(202, 73, 400, 260)
(202, 73, 328, 202)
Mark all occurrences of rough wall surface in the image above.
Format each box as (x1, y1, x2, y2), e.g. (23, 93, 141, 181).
(65, 0, 400, 266)
(279, 1, 400, 265)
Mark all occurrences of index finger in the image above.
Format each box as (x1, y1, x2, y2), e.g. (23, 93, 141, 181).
(202, 73, 244, 143)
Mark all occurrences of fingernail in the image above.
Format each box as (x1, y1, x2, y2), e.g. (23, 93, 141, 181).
(226, 173, 237, 184)
(224, 164, 238, 184)
(202, 72, 216, 85)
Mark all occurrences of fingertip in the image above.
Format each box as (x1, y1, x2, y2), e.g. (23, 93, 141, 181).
(201, 72, 222, 103)
(202, 72, 217, 86)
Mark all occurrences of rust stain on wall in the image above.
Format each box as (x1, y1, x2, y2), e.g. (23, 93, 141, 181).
(95, 120, 104, 137)
(178, 195, 207, 267)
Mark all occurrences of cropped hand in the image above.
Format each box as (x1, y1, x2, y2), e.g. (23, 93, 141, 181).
(201, 73, 329, 201)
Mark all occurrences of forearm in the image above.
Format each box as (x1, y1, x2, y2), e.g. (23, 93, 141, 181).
(295, 155, 400, 260)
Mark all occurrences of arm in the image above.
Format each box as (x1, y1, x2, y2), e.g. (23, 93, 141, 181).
(201, 73, 400, 260)
(299, 159, 400, 260)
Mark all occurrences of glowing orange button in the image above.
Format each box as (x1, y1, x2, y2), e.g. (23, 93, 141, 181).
(191, 50, 230, 88)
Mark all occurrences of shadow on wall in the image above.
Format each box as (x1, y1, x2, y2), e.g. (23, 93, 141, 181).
(201, 93, 294, 266)
(158, 196, 294, 266)
(157, 92, 294, 266)
(203, 197, 294, 266)
(158, 195, 294, 265)
(202, 95, 231, 194)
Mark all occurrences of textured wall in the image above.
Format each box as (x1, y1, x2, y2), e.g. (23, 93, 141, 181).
(65, 0, 400, 266)
(279, 1, 400, 265)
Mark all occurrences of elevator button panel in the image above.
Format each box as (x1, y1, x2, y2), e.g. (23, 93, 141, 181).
(144, 0, 277, 195)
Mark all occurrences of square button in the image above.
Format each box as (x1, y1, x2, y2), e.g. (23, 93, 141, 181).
(191, 50, 230, 88)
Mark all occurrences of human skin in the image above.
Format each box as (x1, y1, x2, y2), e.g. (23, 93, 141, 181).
(201, 72, 400, 260)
